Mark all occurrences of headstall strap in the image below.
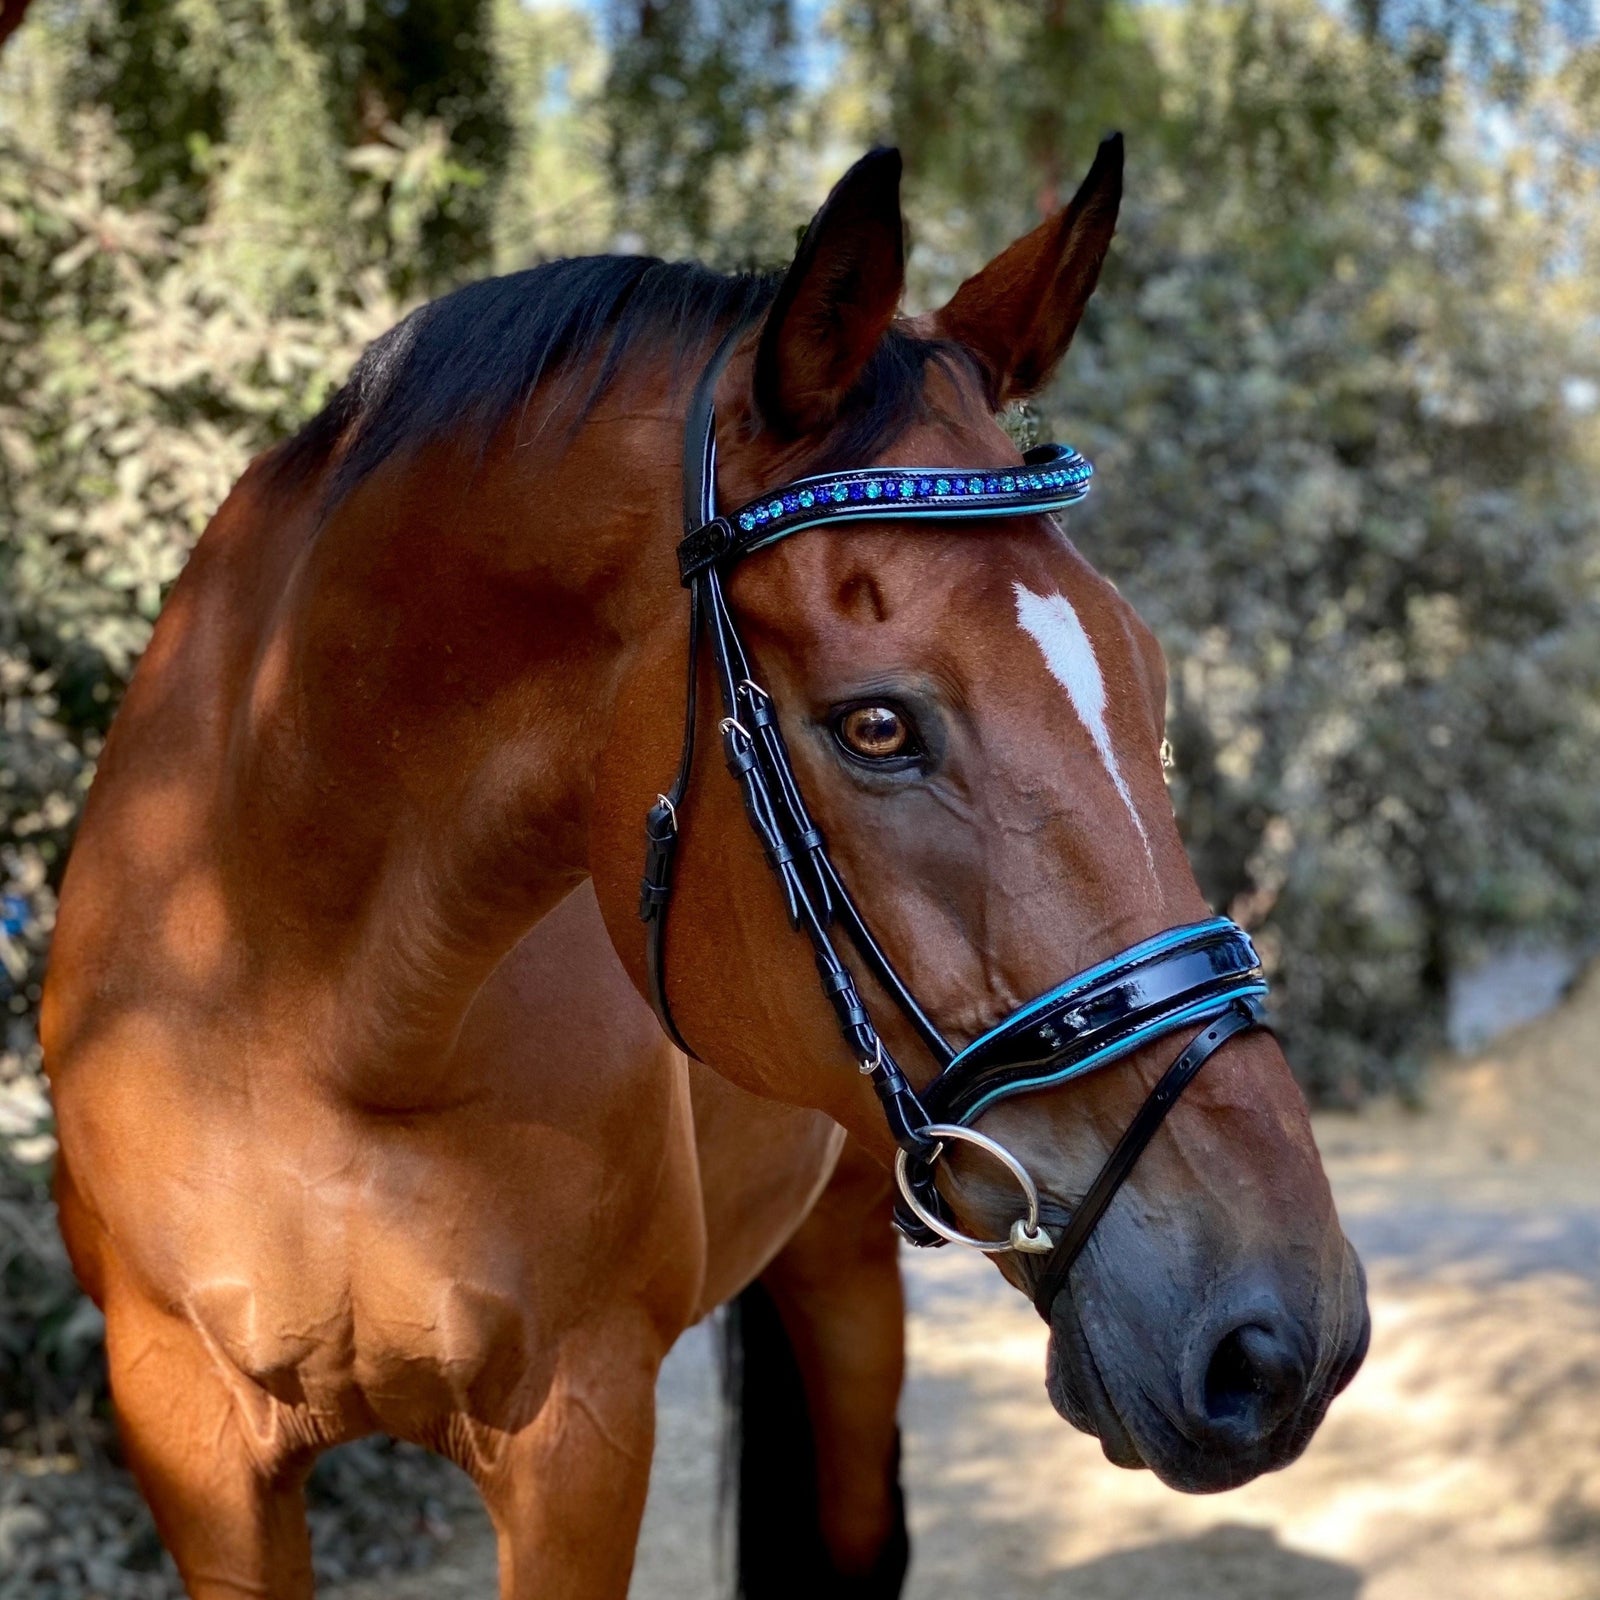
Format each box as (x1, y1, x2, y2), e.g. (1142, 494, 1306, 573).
(640, 331, 1273, 1311)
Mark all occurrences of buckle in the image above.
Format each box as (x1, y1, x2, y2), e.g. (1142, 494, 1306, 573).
(677, 516, 734, 583)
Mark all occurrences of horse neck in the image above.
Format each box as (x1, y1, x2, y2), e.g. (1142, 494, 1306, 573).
(224, 393, 683, 1087)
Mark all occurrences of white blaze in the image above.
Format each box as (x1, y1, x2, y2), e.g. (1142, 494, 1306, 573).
(1013, 582, 1156, 873)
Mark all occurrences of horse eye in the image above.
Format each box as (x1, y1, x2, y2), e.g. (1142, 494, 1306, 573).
(836, 704, 917, 762)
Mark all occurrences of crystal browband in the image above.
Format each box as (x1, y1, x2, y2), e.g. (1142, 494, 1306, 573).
(678, 442, 1092, 582)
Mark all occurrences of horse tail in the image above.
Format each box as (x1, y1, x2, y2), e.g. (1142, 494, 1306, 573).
(718, 1279, 909, 1599)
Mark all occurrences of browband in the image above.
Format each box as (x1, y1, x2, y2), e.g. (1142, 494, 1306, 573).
(678, 444, 1091, 582)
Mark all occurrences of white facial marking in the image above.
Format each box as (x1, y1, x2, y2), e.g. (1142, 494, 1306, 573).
(1013, 583, 1156, 874)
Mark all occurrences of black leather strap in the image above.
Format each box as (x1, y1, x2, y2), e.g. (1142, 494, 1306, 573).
(698, 569, 938, 1160)
(638, 582, 701, 1058)
(922, 930, 1264, 1124)
(637, 329, 746, 1059)
(1029, 998, 1265, 1318)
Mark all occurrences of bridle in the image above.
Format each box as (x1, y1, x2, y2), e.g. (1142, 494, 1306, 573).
(638, 333, 1270, 1319)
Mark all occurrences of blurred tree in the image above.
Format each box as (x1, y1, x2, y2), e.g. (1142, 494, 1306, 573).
(599, 0, 813, 262)
(0, 0, 36, 53)
(491, 0, 616, 264)
(77, 0, 509, 298)
(0, 6, 404, 1120)
(835, 0, 1164, 273)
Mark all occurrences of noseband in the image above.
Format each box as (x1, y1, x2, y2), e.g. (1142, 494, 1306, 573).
(639, 337, 1269, 1319)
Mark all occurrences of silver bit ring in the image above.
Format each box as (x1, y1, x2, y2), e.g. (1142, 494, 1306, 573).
(894, 1123, 1055, 1255)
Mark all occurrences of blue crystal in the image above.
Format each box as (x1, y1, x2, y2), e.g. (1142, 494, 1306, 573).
(832, 484, 849, 503)
(866, 480, 882, 499)
(739, 512, 755, 531)
(934, 478, 949, 495)
(898, 479, 914, 498)
(1001, 475, 1015, 492)
(753, 505, 769, 523)
(848, 482, 866, 501)
(768, 500, 784, 518)
(783, 494, 799, 512)
(798, 489, 814, 507)
(982, 477, 997, 493)
(914, 477, 930, 496)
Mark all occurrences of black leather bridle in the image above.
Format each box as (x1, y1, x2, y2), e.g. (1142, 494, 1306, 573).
(639, 335, 1270, 1319)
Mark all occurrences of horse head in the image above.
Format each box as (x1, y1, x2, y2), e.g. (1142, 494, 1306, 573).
(592, 141, 1369, 1493)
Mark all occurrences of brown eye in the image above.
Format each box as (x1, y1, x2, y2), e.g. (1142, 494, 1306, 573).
(837, 704, 914, 761)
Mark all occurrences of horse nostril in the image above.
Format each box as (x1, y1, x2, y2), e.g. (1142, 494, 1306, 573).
(1199, 1321, 1306, 1436)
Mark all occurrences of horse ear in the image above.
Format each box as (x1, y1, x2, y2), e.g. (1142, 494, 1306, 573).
(934, 134, 1123, 407)
(753, 147, 905, 437)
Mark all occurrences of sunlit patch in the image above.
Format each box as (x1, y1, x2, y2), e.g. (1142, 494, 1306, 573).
(161, 868, 234, 986)
(1013, 583, 1156, 874)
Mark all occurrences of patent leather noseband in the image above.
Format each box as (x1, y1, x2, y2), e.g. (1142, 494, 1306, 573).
(639, 335, 1270, 1319)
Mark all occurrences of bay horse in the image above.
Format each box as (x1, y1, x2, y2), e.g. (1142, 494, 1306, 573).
(43, 138, 1369, 1598)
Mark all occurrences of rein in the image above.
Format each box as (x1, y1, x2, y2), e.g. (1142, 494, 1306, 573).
(639, 336, 1269, 1319)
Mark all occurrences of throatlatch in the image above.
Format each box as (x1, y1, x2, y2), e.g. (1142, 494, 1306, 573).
(639, 335, 1270, 1318)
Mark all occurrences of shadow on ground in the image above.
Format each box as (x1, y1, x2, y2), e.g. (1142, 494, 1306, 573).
(1040, 1525, 1362, 1600)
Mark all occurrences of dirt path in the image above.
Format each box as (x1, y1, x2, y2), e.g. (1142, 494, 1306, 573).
(335, 983, 1600, 1600)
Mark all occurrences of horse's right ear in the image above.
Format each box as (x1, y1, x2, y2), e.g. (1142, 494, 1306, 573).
(753, 147, 905, 438)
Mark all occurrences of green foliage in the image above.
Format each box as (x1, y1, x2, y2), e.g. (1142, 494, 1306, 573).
(836, 0, 1165, 264)
(79, 0, 510, 296)
(600, 0, 814, 263)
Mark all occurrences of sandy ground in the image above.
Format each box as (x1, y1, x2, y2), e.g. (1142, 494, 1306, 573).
(333, 980, 1600, 1600)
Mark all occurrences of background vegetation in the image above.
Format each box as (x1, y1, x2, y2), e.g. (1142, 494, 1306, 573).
(1, 0, 1598, 1581)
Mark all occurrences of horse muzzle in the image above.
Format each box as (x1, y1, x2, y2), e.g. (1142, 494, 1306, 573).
(1045, 1234, 1371, 1492)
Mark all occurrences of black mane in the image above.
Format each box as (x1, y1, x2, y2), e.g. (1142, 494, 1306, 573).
(268, 254, 968, 506)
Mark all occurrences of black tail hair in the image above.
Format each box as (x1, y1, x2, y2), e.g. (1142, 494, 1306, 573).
(719, 1280, 909, 1600)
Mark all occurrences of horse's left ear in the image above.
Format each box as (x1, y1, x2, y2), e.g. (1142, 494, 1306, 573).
(753, 146, 905, 437)
(933, 134, 1123, 407)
